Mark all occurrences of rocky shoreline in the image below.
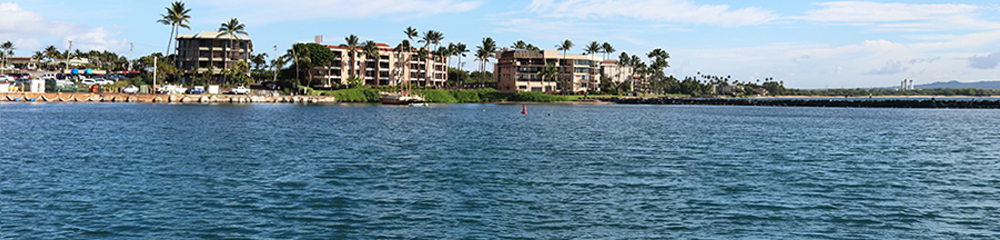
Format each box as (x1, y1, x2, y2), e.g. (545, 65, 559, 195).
(596, 97, 1000, 109)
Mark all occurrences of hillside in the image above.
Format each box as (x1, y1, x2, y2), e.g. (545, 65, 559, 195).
(915, 80, 1000, 89)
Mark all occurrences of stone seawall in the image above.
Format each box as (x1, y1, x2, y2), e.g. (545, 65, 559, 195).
(599, 97, 1000, 109)
(1, 93, 336, 104)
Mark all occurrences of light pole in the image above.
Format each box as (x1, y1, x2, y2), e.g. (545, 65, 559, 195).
(273, 45, 277, 83)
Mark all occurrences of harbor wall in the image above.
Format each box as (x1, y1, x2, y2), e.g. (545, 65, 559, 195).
(1, 93, 336, 104)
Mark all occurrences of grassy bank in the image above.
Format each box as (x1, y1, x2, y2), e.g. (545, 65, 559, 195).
(313, 88, 569, 103)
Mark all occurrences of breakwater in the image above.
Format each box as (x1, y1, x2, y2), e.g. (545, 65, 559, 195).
(599, 97, 1000, 108)
(1, 93, 335, 104)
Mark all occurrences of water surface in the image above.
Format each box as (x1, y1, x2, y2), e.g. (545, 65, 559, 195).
(2, 103, 999, 239)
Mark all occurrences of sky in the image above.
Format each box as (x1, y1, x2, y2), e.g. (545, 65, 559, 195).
(1, 0, 999, 89)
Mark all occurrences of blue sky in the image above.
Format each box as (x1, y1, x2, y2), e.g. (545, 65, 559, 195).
(2, 0, 999, 88)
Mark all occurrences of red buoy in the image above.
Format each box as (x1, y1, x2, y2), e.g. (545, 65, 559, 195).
(521, 104, 527, 114)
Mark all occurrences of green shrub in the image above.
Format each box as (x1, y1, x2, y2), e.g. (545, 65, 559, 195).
(331, 88, 380, 102)
(449, 90, 482, 102)
(418, 89, 458, 103)
(510, 92, 568, 102)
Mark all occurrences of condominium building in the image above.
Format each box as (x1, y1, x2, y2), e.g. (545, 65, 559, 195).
(175, 31, 253, 75)
(494, 48, 604, 93)
(601, 60, 637, 91)
(308, 42, 448, 89)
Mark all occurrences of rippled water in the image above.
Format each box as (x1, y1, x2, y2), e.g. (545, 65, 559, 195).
(2, 103, 999, 239)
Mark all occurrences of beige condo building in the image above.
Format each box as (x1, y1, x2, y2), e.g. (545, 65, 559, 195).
(494, 48, 613, 93)
(308, 42, 448, 88)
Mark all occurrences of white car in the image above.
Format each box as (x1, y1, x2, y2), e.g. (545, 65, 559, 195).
(80, 78, 97, 85)
(0, 75, 13, 82)
(93, 78, 114, 85)
(230, 86, 250, 94)
(122, 85, 139, 94)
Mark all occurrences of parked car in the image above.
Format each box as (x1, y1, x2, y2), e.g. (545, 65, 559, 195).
(230, 86, 250, 94)
(122, 85, 139, 94)
(80, 78, 97, 85)
(93, 78, 114, 85)
(156, 85, 187, 94)
(185, 86, 205, 94)
(0, 75, 13, 82)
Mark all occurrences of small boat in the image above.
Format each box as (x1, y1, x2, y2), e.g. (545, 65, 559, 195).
(380, 92, 424, 105)
(408, 102, 428, 107)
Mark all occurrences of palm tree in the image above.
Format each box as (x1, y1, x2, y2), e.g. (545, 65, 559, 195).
(157, 1, 191, 58)
(619, 52, 632, 93)
(582, 41, 603, 95)
(361, 40, 380, 85)
(341, 34, 360, 79)
(394, 40, 412, 86)
(44, 45, 60, 60)
(602, 42, 615, 61)
(555, 39, 573, 95)
(435, 46, 451, 88)
(475, 37, 496, 89)
(419, 30, 444, 50)
(401, 27, 419, 86)
(217, 17, 248, 84)
(450, 43, 468, 88)
(415, 48, 430, 87)
(540, 63, 560, 92)
(0, 41, 13, 70)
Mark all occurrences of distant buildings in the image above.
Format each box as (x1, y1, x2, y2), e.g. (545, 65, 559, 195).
(901, 79, 914, 90)
(175, 31, 253, 75)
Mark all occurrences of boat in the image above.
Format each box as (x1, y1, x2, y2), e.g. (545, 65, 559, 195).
(380, 92, 424, 105)
(408, 102, 428, 107)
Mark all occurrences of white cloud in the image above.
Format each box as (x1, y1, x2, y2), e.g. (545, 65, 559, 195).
(204, 0, 483, 24)
(528, 0, 778, 27)
(793, 1, 1000, 31)
(0, 3, 126, 54)
(866, 60, 908, 75)
(969, 53, 1000, 69)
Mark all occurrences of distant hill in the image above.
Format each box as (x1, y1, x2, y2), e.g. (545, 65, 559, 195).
(915, 80, 1000, 89)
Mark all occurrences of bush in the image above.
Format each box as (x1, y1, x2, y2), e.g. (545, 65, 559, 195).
(418, 89, 458, 103)
(331, 88, 380, 102)
(510, 92, 568, 102)
(449, 90, 482, 102)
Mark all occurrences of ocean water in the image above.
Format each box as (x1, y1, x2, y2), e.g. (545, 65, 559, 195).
(2, 103, 999, 239)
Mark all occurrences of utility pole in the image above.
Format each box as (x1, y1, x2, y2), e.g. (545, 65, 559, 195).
(273, 45, 277, 83)
(66, 40, 73, 72)
(153, 57, 157, 94)
(128, 42, 134, 71)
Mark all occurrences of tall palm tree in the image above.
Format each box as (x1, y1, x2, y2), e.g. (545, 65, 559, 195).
(540, 63, 560, 92)
(619, 52, 632, 92)
(394, 40, 412, 86)
(44, 45, 60, 60)
(415, 48, 430, 87)
(475, 37, 496, 89)
(341, 34, 361, 79)
(435, 46, 451, 88)
(555, 39, 574, 95)
(217, 17, 248, 84)
(0, 41, 13, 70)
(583, 41, 603, 94)
(450, 42, 468, 88)
(419, 30, 444, 50)
(602, 42, 615, 61)
(157, 1, 191, 57)
(402, 27, 419, 86)
(362, 40, 380, 85)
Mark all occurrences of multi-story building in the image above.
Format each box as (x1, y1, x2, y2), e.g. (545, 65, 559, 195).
(494, 48, 604, 93)
(308, 41, 448, 89)
(175, 31, 253, 75)
(600, 60, 635, 90)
